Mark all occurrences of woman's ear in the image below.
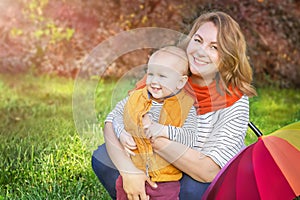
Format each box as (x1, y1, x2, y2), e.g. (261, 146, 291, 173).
(176, 75, 188, 89)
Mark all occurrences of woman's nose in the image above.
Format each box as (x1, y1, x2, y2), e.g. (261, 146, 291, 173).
(195, 45, 208, 57)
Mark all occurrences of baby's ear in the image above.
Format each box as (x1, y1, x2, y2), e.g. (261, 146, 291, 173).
(176, 75, 188, 89)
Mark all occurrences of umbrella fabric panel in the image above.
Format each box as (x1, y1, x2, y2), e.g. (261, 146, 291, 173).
(202, 138, 297, 200)
(201, 150, 240, 199)
(235, 144, 260, 200)
(272, 129, 300, 150)
(202, 145, 261, 200)
(263, 135, 300, 195)
(253, 139, 296, 199)
(202, 122, 300, 200)
(273, 122, 300, 132)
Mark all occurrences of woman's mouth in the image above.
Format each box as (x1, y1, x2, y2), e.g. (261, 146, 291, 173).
(193, 56, 210, 66)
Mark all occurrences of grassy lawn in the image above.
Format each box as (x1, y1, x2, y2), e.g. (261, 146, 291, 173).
(0, 74, 113, 199)
(0, 73, 299, 199)
(246, 86, 300, 145)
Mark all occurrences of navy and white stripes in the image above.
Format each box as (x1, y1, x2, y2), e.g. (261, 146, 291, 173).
(196, 95, 249, 167)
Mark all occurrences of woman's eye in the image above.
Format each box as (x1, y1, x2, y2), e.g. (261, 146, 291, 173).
(193, 35, 203, 43)
(194, 38, 201, 43)
(211, 45, 218, 50)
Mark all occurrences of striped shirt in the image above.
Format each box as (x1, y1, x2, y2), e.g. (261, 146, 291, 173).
(106, 95, 249, 168)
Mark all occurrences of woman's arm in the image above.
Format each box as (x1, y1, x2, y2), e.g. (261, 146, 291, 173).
(151, 137, 220, 182)
(104, 122, 139, 173)
(152, 96, 250, 182)
(104, 122, 157, 200)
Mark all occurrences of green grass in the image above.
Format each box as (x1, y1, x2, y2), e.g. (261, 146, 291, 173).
(246, 87, 300, 145)
(0, 73, 299, 199)
(0, 74, 114, 199)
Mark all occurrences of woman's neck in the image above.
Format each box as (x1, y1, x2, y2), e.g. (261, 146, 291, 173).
(190, 74, 215, 86)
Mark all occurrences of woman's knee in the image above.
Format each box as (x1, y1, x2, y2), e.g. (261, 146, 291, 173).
(91, 144, 119, 200)
(179, 173, 210, 199)
(92, 144, 116, 170)
(91, 144, 119, 182)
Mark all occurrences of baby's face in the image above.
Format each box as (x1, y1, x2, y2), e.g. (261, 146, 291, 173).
(146, 54, 187, 101)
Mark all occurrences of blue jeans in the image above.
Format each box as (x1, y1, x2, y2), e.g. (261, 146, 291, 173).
(92, 144, 210, 200)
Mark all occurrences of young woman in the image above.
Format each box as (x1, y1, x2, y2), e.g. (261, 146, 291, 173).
(92, 11, 257, 200)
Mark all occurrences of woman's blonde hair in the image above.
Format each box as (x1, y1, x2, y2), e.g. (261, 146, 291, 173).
(183, 11, 257, 97)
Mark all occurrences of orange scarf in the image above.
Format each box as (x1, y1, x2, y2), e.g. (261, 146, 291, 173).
(134, 75, 243, 115)
(185, 78, 243, 114)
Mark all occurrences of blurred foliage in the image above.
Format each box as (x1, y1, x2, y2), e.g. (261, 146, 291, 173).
(0, 0, 299, 87)
(181, 0, 300, 88)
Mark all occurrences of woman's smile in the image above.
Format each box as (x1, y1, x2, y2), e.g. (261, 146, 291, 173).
(193, 56, 210, 66)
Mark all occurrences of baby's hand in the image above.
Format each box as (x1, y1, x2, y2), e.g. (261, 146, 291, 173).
(142, 114, 153, 138)
(142, 114, 167, 139)
(142, 113, 152, 129)
(119, 130, 137, 156)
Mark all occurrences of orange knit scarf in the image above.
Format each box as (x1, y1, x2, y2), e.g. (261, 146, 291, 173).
(185, 78, 243, 114)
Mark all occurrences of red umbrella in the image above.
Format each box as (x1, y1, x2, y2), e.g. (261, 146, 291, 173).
(202, 121, 300, 200)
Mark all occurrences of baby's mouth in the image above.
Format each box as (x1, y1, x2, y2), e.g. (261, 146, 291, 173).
(151, 86, 161, 92)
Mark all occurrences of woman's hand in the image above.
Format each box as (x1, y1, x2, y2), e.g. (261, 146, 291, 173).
(121, 172, 157, 200)
(119, 130, 137, 156)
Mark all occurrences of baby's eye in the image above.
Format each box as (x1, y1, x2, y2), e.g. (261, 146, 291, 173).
(159, 74, 167, 78)
(147, 72, 153, 76)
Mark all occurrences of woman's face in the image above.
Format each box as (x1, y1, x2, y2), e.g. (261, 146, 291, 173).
(186, 22, 220, 79)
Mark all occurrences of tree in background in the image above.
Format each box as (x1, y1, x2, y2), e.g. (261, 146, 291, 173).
(0, 0, 299, 87)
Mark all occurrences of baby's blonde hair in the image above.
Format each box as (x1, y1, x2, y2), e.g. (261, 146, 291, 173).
(150, 46, 189, 75)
